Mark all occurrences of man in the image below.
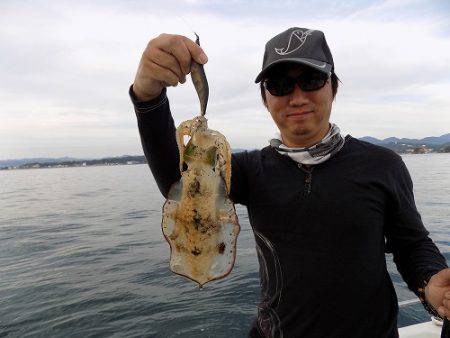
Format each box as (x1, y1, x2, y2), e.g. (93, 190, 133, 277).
(130, 27, 450, 337)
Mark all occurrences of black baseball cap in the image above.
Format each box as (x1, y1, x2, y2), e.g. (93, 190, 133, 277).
(255, 27, 334, 83)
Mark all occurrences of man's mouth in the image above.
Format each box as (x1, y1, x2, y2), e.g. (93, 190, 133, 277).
(287, 110, 313, 117)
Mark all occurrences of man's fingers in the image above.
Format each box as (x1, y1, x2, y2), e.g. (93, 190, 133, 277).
(163, 37, 195, 75)
(147, 62, 180, 87)
(181, 35, 208, 65)
(147, 48, 185, 83)
(136, 33, 205, 95)
(439, 297, 450, 320)
(438, 306, 450, 320)
(150, 34, 207, 75)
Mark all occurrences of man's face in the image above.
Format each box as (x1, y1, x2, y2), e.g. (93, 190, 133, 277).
(264, 64, 333, 147)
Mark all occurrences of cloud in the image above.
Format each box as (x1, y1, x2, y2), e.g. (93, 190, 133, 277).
(0, 0, 449, 159)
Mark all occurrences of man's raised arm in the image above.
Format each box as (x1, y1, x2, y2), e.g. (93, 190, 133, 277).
(129, 33, 208, 197)
(129, 33, 250, 206)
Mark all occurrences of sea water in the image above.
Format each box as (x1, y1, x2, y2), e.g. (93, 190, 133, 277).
(1, 154, 449, 337)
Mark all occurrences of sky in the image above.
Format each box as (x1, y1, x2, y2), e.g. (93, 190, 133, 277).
(1, 0, 450, 159)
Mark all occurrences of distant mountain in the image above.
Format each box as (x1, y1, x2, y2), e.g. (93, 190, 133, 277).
(359, 133, 450, 146)
(359, 136, 382, 144)
(438, 142, 450, 152)
(358, 133, 450, 154)
(420, 134, 450, 145)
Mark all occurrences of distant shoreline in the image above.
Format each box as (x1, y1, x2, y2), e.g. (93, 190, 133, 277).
(0, 155, 147, 171)
(1, 162, 148, 171)
(3, 131, 450, 171)
(2, 150, 450, 171)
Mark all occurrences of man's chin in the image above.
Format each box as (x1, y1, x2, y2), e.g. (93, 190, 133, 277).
(290, 127, 313, 137)
(281, 127, 326, 147)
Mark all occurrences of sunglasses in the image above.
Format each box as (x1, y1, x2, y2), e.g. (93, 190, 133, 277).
(263, 71, 330, 96)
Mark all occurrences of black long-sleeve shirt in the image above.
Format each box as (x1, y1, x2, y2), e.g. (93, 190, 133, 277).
(130, 86, 448, 338)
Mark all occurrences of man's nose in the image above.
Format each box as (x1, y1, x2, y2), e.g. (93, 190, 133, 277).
(288, 83, 309, 106)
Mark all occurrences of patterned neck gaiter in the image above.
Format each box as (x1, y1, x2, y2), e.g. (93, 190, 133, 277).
(269, 123, 346, 165)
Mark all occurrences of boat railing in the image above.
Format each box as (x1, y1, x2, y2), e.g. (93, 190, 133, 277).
(398, 298, 421, 307)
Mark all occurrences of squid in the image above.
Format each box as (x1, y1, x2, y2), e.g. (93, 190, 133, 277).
(161, 34, 240, 287)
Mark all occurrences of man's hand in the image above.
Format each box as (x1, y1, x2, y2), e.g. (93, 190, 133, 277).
(425, 268, 450, 319)
(132, 33, 208, 101)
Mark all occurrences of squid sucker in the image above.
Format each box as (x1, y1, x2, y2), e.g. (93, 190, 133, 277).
(161, 34, 240, 287)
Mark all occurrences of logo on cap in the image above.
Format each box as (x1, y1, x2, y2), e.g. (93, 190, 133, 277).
(275, 29, 314, 55)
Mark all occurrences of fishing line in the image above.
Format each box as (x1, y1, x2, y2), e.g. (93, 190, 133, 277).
(176, 14, 198, 40)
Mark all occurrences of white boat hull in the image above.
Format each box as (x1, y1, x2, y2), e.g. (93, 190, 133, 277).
(399, 318, 442, 338)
